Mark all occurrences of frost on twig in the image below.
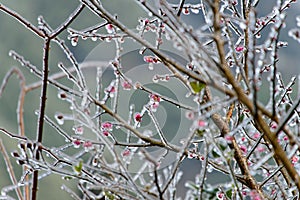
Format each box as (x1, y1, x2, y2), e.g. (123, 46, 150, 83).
(0, 0, 299, 199)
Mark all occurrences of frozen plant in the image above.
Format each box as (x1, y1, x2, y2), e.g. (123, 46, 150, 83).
(0, 0, 300, 199)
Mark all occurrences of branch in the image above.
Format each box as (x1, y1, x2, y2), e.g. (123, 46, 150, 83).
(0, 139, 24, 200)
(0, 4, 45, 38)
(31, 37, 51, 200)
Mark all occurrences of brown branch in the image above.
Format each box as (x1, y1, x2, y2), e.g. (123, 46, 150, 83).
(91, 96, 181, 153)
(211, 0, 300, 193)
(31, 37, 50, 200)
(210, 0, 266, 198)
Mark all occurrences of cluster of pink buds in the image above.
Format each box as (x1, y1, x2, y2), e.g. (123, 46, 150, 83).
(72, 139, 93, 151)
(143, 55, 160, 63)
(152, 74, 170, 83)
(101, 122, 113, 137)
(149, 94, 161, 112)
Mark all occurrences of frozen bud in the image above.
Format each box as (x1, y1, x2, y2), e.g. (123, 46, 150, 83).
(122, 148, 131, 157)
(55, 113, 64, 125)
(71, 36, 78, 46)
(83, 141, 93, 151)
(239, 145, 247, 154)
(217, 192, 224, 200)
(134, 82, 142, 89)
(58, 91, 67, 99)
(101, 122, 113, 131)
(292, 156, 299, 163)
(225, 135, 234, 143)
(188, 152, 197, 159)
(11, 151, 20, 158)
(73, 139, 81, 148)
(105, 24, 114, 33)
(183, 8, 190, 15)
(27, 142, 34, 151)
(150, 94, 161, 102)
(103, 131, 109, 137)
(144, 56, 154, 63)
(144, 18, 149, 25)
(197, 120, 207, 128)
(252, 132, 260, 139)
(156, 38, 163, 45)
(105, 86, 116, 94)
(18, 142, 26, 150)
(122, 80, 132, 90)
(150, 102, 159, 112)
(235, 45, 244, 52)
(134, 113, 142, 122)
(74, 126, 84, 135)
(17, 160, 25, 166)
(185, 111, 194, 120)
(270, 122, 277, 130)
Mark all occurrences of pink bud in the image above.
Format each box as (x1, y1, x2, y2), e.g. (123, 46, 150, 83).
(105, 24, 114, 33)
(134, 113, 142, 122)
(253, 132, 260, 139)
(150, 94, 161, 102)
(122, 81, 132, 90)
(235, 46, 244, 52)
(122, 149, 131, 157)
(103, 131, 109, 137)
(73, 139, 81, 148)
(74, 126, 84, 135)
(197, 120, 207, 127)
(292, 156, 298, 163)
(240, 145, 247, 154)
(102, 122, 113, 130)
(183, 8, 190, 15)
(144, 56, 153, 63)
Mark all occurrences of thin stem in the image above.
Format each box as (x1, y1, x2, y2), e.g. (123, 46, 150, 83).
(176, 0, 186, 17)
(0, 4, 45, 37)
(0, 139, 24, 200)
(50, 3, 85, 39)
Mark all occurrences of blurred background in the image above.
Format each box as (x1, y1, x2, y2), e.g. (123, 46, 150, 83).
(0, 0, 299, 199)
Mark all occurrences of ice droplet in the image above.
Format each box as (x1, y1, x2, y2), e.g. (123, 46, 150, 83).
(207, 164, 213, 173)
(185, 92, 191, 98)
(239, 22, 247, 30)
(139, 47, 146, 55)
(91, 36, 98, 41)
(8, 50, 13, 57)
(71, 37, 78, 46)
(191, 8, 200, 14)
(148, 63, 154, 70)
(255, 33, 261, 39)
(152, 77, 158, 83)
(55, 113, 64, 125)
(297, 15, 300, 27)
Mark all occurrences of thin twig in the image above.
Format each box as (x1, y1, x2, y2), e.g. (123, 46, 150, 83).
(0, 139, 24, 200)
